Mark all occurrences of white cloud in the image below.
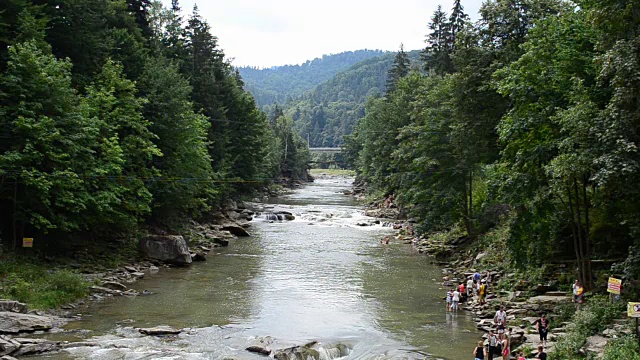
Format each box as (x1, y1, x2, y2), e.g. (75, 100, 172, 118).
(162, 0, 484, 68)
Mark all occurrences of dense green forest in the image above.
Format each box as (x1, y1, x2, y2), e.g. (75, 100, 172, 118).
(284, 49, 421, 148)
(238, 50, 386, 109)
(346, 0, 640, 289)
(0, 0, 310, 254)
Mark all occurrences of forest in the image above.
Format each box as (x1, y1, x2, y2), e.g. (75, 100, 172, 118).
(238, 49, 386, 109)
(0, 0, 310, 254)
(345, 0, 640, 292)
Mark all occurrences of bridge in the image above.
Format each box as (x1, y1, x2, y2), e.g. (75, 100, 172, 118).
(309, 147, 343, 153)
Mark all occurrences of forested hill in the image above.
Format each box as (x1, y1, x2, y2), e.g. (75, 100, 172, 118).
(0, 0, 310, 252)
(286, 50, 421, 147)
(238, 50, 386, 108)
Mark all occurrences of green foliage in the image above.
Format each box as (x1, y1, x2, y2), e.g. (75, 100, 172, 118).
(553, 296, 625, 359)
(602, 336, 640, 360)
(0, 256, 89, 309)
(238, 50, 387, 108)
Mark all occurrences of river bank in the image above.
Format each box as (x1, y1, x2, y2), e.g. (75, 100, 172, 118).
(360, 196, 634, 359)
(1, 176, 485, 360)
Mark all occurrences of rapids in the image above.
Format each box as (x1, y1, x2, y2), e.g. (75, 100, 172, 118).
(30, 178, 480, 360)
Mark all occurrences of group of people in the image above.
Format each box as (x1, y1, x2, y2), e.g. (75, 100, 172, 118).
(472, 306, 549, 360)
(446, 271, 489, 311)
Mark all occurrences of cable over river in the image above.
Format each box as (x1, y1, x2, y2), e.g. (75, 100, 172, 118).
(33, 177, 480, 360)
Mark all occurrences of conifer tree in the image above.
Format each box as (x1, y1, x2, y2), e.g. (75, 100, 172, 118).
(386, 44, 411, 94)
(449, 0, 469, 50)
(422, 5, 453, 75)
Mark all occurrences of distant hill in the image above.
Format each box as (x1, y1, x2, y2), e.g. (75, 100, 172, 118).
(238, 50, 387, 108)
(285, 50, 422, 147)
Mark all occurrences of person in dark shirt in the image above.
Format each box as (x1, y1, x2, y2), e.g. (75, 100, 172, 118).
(537, 345, 547, 360)
(534, 314, 550, 347)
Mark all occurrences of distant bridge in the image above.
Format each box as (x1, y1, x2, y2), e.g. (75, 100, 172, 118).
(309, 147, 343, 153)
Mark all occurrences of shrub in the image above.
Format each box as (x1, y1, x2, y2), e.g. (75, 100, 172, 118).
(602, 336, 640, 360)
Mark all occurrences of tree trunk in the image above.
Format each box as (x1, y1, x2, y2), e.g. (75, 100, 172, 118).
(567, 184, 584, 286)
(469, 169, 473, 238)
(582, 177, 593, 290)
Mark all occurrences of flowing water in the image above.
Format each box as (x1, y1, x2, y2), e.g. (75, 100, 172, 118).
(31, 178, 480, 360)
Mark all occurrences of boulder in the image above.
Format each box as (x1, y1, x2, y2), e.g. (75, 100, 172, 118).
(584, 335, 608, 356)
(11, 338, 59, 356)
(221, 225, 251, 237)
(140, 235, 192, 265)
(0, 312, 53, 334)
(191, 252, 206, 262)
(211, 238, 229, 247)
(101, 282, 128, 291)
(1, 355, 18, 360)
(0, 336, 20, 356)
(0, 301, 27, 314)
(246, 345, 271, 355)
(90, 286, 121, 296)
(138, 326, 182, 336)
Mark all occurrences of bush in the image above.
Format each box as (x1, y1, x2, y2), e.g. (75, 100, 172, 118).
(602, 336, 640, 360)
(551, 295, 625, 360)
(0, 255, 90, 309)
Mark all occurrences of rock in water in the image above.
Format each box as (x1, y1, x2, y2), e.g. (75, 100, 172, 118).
(221, 225, 251, 237)
(138, 326, 182, 336)
(139, 235, 192, 265)
(0, 312, 53, 334)
(246, 346, 271, 355)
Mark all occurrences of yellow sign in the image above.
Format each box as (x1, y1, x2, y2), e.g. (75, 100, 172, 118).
(22, 238, 33, 248)
(608, 277, 622, 295)
(628, 303, 640, 318)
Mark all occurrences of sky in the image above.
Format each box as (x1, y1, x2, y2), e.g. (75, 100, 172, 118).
(161, 0, 484, 68)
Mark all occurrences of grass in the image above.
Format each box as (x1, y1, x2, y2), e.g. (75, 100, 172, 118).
(309, 168, 356, 177)
(0, 254, 91, 309)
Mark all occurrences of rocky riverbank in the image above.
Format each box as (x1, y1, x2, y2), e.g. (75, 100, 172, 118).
(0, 200, 295, 359)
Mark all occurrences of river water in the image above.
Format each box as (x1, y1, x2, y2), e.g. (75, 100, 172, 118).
(32, 178, 480, 360)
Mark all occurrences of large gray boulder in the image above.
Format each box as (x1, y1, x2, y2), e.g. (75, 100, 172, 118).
(0, 312, 53, 334)
(140, 235, 192, 265)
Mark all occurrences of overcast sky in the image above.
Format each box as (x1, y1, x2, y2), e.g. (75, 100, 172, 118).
(161, 0, 485, 68)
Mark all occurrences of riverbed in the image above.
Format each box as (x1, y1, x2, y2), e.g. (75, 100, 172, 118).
(31, 178, 480, 359)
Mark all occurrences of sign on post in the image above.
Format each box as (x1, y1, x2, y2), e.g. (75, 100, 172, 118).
(608, 277, 622, 295)
(628, 303, 640, 318)
(22, 238, 33, 248)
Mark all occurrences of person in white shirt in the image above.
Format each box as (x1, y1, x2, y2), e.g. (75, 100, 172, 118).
(467, 278, 474, 297)
(452, 289, 461, 311)
(494, 305, 507, 332)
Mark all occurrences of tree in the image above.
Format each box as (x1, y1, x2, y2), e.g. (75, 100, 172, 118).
(449, 0, 469, 50)
(423, 5, 453, 75)
(386, 44, 410, 94)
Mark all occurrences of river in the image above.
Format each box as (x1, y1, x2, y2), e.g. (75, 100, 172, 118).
(31, 177, 480, 360)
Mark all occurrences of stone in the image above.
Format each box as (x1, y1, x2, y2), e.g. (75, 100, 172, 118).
(0, 312, 53, 334)
(0, 301, 27, 314)
(584, 335, 608, 355)
(89, 286, 121, 296)
(211, 238, 229, 247)
(222, 224, 251, 237)
(0, 336, 20, 356)
(191, 252, 206, 262)
(101, 282, 128, 291)
(138, 326, 182, 336)
(140, 235, 192, 265)
(131, 272, 145, 279)
(1, 355, 18, 360)
(11, 341, 58, 356)
(246, 345, 271, 355)
(123, 266, 138, 273)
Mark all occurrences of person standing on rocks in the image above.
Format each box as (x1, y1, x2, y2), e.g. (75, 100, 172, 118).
(500, 332, 510, 360)
(488, 329, 498, 360)
(467, 277, 474, 298)
(473, 340, 485, 360)
(575, 281, 585, 311)
(446, 289, 453, 312)
(534, 313, 550, 347)
(494, 305, 507, 333)
(478, 280, 487, 305)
